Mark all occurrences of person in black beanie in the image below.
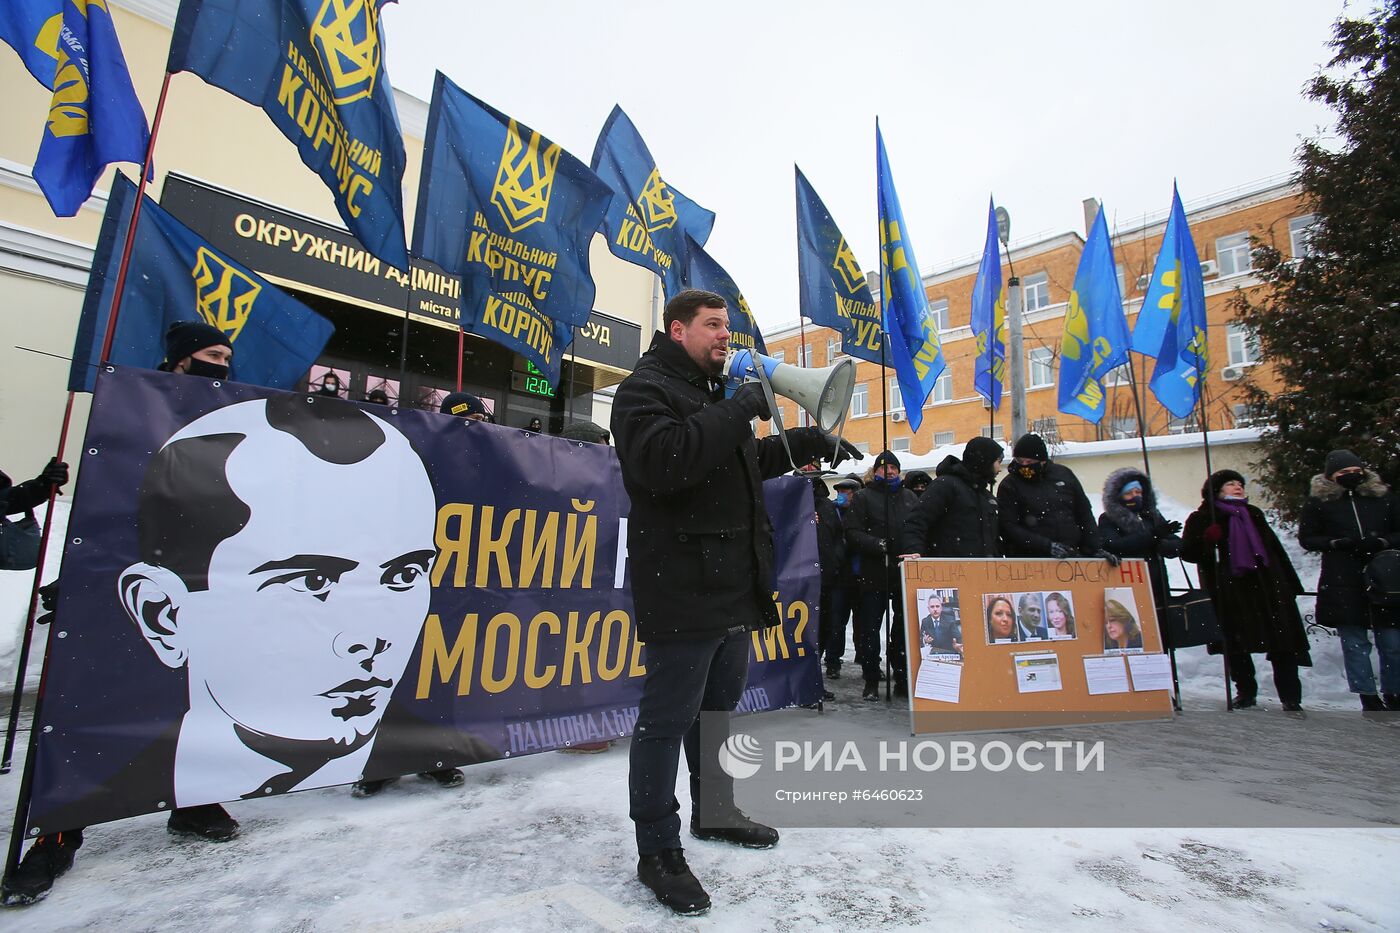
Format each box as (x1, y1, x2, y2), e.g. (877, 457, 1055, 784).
(1299, 450, 1400, 714)
(440, 391, 489, 421)
(157, 321, 232, 379)
(847, 450, 919, 699)
(903, 470, 932, 497)
(1181, 470, 1310, 712)
(997, 433, 1117, 565)
(901, 436, 1004, 559)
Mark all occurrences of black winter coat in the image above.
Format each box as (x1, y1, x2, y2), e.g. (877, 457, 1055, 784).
(846, 480, 919, 591)
(1180, 501, 1310, 659)
(899, 456, 1001, 557)
(611, 333, 829, 641)
(0, 469, 50, 516)
(813, 484, 846, 589)
(1298, 471, 1400, 629)
(1097, 467, 1181, 607)
(997, 463, 1100, 557)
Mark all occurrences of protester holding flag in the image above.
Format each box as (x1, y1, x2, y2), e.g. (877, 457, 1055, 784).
(998, 434, 1116, 565)
(1181, 471, 1310, 712)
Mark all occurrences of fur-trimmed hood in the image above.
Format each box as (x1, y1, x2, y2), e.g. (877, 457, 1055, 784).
(1100, 467, 1157, 533)
(1309, 469, 1390, 501)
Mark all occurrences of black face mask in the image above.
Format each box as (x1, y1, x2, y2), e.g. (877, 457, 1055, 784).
(185, 358, 230, 380)
(1336, 472, 1365, 490)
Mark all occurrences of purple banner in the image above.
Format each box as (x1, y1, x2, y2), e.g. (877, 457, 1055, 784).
(25, 368, 821, 835)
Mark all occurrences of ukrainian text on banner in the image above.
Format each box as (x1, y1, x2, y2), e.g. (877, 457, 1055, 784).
(0, 0, 149, 216)
(679, 235, 767, 354)
(168, 0, 410, 270)
(794, 165, 882, 363)
(413, 73, 613, 385)
(591, 105, 716, 300)
(68, 174, 334, 392)
(26, 367, 820, 836)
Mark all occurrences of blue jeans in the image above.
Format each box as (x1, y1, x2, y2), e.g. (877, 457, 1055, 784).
(628, 630, 750, 855)
(1337, 625, 1400, 695)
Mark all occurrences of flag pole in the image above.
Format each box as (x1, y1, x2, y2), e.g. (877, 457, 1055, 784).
(1125, 353, 1154, 484)
(1192, 352, 1230, 710)
(879, 343, 893, 702)
(396, 289, 412, 402)
(455, 327, 464, 392)
(566, 328, 579, 427)
(2, 67, 173, 892)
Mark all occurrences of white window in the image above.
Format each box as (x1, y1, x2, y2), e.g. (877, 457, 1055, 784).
(1102, 363, 1131, 387)
(1028, 347, 1054, 388)
(891, 437, 912, 453)
(889, 377, 903, 412)
(827, 334, 842, 363)
(1289, 215, 1317, 259)
(1233, 404, 1261, 428)
(928, 297, 951, 331)
(1030, 416, 1060, 443)
(928, 370, 953, 404)
(1167, 414, 1199, 435)
(1226, 323, 1261, 366)
(851, 383, 868, 417)
(980, 424, 1006, 440)
(1022, 272, 1050, 311)
(1216, 232, 1252, 277)
(1110, 417, 1138, 439)
(772, 349, 785, 364)
(1116, 268, 1127, 296)
(854, 441, 871, 455)
(933, 431, 956, 447)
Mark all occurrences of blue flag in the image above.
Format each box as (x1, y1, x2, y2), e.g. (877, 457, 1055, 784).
(1133, 184, 1209, 419)
(0, 0, 148, 217)
(971, 197, 1006, 409)
(1058, 206, 1130, 423)
(168, 0, 409, 270)
(591, 105, 716, 300)
(876, 124, 944, 433)
(680, 235, 766, 355)
(69, 174, 334, 392)
(412, 73, 613, 385)
(794, 165, 882, 364)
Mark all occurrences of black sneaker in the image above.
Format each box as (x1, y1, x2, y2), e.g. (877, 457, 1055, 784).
(690, 809, 779, 849)
(637, 848, 710, 916)
(167, 804, 239, 842)
(1, 830, 83, 906)
(1231, 693, 1258, 709)
(419, 768, 465, 788)
(351, 777, 399, 797)
(862, 680, 880, 701)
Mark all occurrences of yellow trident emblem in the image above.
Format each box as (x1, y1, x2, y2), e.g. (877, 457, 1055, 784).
(491, 120, 561, 234)
(311, 0, 381, 105)
(638, 168, 677, 233)
(832, 237, 865, 294)
(34, 3, 108, 139)
(192, 248, 259, 343)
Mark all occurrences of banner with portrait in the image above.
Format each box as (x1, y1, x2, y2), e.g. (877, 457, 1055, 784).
(25, 367, 821, 836)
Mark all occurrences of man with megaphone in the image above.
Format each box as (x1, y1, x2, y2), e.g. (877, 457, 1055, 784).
(611, 288, 861, 916)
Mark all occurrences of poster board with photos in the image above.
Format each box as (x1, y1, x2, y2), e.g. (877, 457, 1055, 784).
(900, 558, 1173, 734)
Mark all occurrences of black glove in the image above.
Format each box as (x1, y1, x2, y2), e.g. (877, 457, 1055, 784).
(1361, 535, 1388, 555)
(731, 383, 771, 421)
(35, 457, 68, 491)
(819, 431, 863, 465)
(1049, 542, 1075, 560)
(1330, 538, 1359, 552)
(1090, 548, 1122, 568)
(39, 580, 60, 612)
(1162, 520, 1183, 536)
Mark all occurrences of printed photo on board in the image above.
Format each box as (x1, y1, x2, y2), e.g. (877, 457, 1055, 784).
(1015, 592, 1049, 642)
(984, 593, 1018, 644)
(1103, 587, 1145, 652)
(917, 588, 962, 660)
(1043, 591, 1077, 639)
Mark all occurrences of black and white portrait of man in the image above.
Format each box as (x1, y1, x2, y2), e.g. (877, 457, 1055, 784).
(117, 394, 437, 805)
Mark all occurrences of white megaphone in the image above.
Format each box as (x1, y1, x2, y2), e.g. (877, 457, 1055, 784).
(723, 347, 857, 468)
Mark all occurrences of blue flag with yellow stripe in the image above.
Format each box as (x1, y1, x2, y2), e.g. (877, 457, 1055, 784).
(1133, 184, 1209, 419)
(591, 105, 716, 300)
(412, 73, 614, 386)
(876, 124, 944, 433)
(971, 197, 1006, 409)
(168, 0, 409, 270)
(794, 165, 882, 364)
(69, 173, 334, 393)
(1058, 207, 1129, 423)
(679, 235, 766, 355)
(0, 0, 148, 217)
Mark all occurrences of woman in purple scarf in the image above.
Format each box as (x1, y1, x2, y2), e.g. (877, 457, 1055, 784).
(1181, 470, 1311, 711)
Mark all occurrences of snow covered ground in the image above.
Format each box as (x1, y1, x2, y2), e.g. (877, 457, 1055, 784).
(1, 497, 1396, 931)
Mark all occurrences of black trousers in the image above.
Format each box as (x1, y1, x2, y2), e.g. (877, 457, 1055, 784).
(628, 630, 750, 856)
(854, 589, 907, 685)
(820, 583, 851, 672)
(1228, 651, 1303, 705)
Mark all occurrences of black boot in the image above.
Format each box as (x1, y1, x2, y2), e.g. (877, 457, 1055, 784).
(167, 804, 239, 842)
(637, 848, 710, 916)
(1361, 694, 1388, 720)
(351, 776, 399, 798)
(691, 809, 779, 849)
(1384, 694, 1400, 712)
(1, 830, 83, 906)
(418, 767, 465, 788)
(862, 680, 880, 700)
(1231, 692, 1257, 709)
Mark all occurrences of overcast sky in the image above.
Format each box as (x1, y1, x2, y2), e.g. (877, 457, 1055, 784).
(382, 0, 1346, 335)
